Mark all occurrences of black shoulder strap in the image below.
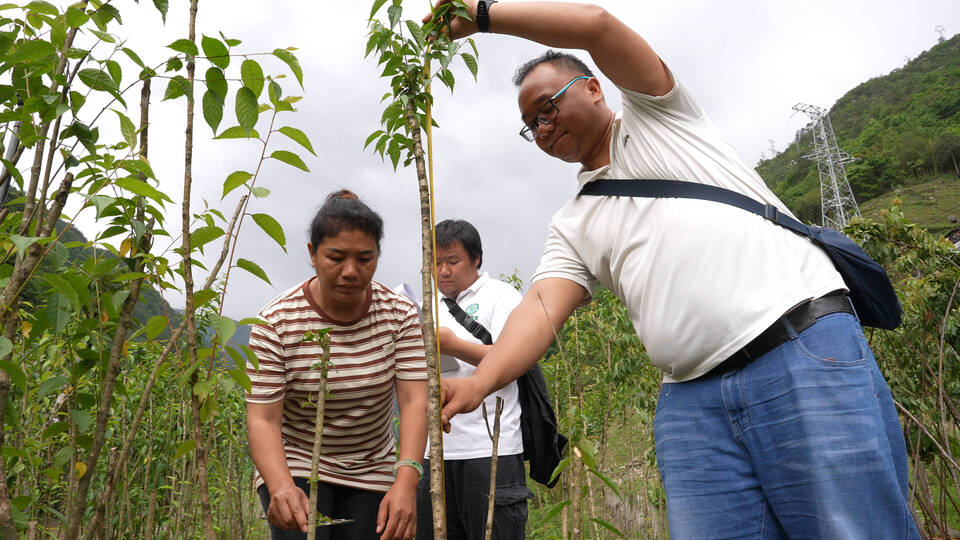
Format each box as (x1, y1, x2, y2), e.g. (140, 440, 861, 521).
(443, 298, 493, 345)
(578, 179, 814, 239)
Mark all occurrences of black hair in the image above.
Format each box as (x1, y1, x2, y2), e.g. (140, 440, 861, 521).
(308, 189, 384, 253)
(435, 219, 482, 269)
(513, 50, 595, 86)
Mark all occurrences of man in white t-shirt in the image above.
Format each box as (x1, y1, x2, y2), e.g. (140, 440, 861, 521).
(428, 2, 921, 539)
(415, 219, 531, 540)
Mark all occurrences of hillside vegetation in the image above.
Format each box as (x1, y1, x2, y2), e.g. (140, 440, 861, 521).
(757, 34, 960, 225)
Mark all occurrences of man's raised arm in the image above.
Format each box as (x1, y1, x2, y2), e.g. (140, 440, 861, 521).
(425, 1, 672, 95)
(440, 277, 585, 429)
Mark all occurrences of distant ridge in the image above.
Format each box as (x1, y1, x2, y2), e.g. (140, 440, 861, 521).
(757, 33, 960, 226)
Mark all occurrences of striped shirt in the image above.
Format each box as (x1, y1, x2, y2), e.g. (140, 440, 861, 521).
(246, 279, 427, 492)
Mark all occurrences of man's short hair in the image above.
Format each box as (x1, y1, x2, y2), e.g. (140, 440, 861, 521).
(513, 50, 596, 86)
(436, 219, 483, 269)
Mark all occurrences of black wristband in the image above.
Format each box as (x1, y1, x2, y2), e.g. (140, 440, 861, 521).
(476, 0, 497, 33)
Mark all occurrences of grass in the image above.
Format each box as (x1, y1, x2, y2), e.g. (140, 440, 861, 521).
(858, 174, 960, 237)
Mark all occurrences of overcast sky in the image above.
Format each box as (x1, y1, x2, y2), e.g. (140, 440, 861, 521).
(59, 0, 960, 320)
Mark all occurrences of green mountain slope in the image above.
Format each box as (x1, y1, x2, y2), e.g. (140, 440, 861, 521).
(757, 34, 960, 224)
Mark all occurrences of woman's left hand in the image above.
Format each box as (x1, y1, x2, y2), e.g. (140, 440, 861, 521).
(375, 472, 418, 540)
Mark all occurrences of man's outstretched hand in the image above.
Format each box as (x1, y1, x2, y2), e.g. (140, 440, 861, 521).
(423, 0, 479, 41)
(440, 376, 488, 432)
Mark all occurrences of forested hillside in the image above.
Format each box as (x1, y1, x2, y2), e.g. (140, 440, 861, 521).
(757, 33, 960, 225)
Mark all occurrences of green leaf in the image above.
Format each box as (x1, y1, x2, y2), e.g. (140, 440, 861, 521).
(277, 126, 316, 156)
(115, 177, 172, 204)
(121, 47, 145, 68)
(153, 0, 168, 22)
(0, 337, 10, 360)
(252, 213, 286, 252)
(43, 274, 79, 310)
(369, 0, 388, 19)
(387, 4, 401, 29)
(271, 150, 309, 172)
(237, 258, 271, 285)
(10, 234, 43, 255)
(549, 456, 570, 484)
(240, 59, 264, 97)
(173, 439, 196, 460)
(6, 39, 56, 64)
(193, 289, 218, 308)
(461, 52, 478, 80)
(145, 315, 168, 341)
(0, 361, 25, 389)
(251, 187, 270, 198)
(65, 6, 89, 27)
(536, 500, 570, 526)
(70, 410, 93, 433)
(204, 67, 227, 99)
(214, 314, 236, 344)
(364, 130, 385, 150)
(405, 20, 425, 48)
(114, 110, 137, 150)
(188, 225, 225, 252)
(589, 467, 623, 499)
(227, 367, 251, 392)
(241, 345, 259, 371)
(201, 34, 229, 69)
(78, 68, 117, 93)
(235, 87, 258, 133)
(590, 518, 627, 539)
(163, 75, 190, 101)
(37, 375, 68, 400)
(202, 91, 223, 134)
(272, 48, 303, 88)
(237, 317, 268, 327)
(90, 29, 116, 43)
(222, 170, 252, 199)
(215, 126, 260, 139)
(167, 38, 197, 57)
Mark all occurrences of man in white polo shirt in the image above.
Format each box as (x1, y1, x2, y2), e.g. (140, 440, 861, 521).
(415, 219, 531, 540)
(428, 1, 921, 539)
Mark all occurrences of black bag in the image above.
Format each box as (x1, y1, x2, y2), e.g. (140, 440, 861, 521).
(578, 179, 902, 330)
(443, 298, 568, 487)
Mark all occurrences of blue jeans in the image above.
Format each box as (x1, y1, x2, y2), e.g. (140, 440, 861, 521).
(654, 312, 921, 539)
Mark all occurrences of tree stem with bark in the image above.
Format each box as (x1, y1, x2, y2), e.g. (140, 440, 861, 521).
(482, 398, 503, 540)
(307, 334, 331, 540)
(403, 98, 446, 539)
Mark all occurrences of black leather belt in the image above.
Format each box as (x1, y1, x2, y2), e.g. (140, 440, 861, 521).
(706, 292, 855, 377)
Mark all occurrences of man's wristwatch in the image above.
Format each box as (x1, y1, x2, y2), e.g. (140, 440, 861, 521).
(476, 0, 497, 33)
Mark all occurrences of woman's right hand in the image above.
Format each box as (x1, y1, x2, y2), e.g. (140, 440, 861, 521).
(267, 484, 311, 532)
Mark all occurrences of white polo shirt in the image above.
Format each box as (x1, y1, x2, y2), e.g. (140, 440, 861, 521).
(532, 79, 846, 383)
(427, 272, 525, 459)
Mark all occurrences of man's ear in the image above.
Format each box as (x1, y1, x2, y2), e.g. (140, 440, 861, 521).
(586, 77, 604, 104)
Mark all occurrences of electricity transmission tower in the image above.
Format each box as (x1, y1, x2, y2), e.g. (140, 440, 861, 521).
(936, 25, 946, 43)
(792, 103, 861, 229)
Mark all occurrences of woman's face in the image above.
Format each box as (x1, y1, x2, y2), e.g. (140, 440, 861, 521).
(308, 228, 379, 307)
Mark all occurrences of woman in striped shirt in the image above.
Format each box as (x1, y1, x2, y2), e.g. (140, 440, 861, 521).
(246, 190, 428, 540)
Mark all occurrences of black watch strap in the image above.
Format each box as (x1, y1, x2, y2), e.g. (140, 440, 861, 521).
(476, 0, 497, 33)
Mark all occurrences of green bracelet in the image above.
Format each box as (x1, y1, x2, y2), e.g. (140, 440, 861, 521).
(394, 459, 423, 479)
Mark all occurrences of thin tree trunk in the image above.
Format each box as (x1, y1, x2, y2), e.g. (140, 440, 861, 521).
(482, 398, 503, 540)
(63, 225, 150, 540)
(307, 335, 331, 540)
(177, 1, 216, 537)
(402, 98, 445, 539)
(144, 491, 157, 540)
(569, 448, 582, 540)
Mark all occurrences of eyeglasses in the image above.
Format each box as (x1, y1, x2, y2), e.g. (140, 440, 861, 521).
(519, 76, 591, 142)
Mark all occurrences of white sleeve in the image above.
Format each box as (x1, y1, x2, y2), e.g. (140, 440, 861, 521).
(531, 220, 595, 301)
